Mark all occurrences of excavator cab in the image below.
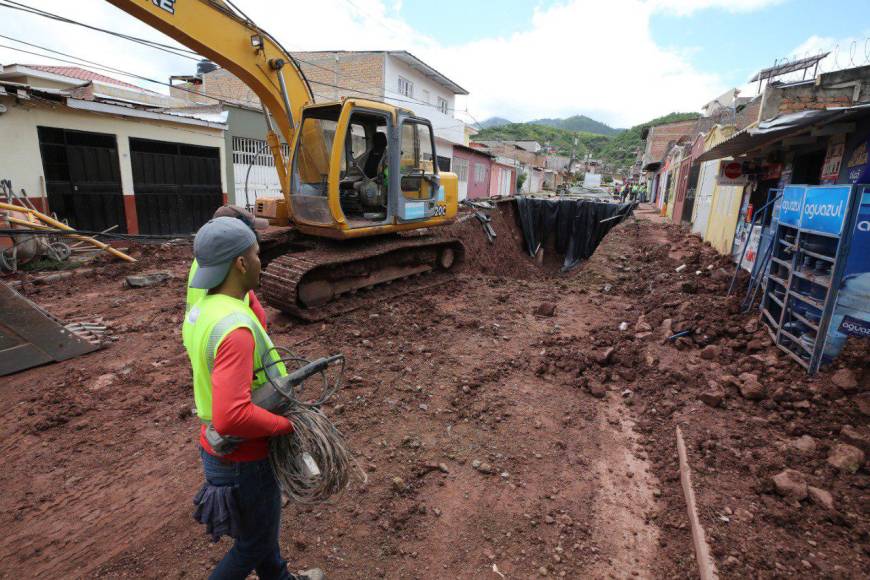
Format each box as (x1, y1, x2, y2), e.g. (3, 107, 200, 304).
(288, 100, 457, 239)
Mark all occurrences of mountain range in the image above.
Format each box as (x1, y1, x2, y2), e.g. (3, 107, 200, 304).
(477, 114, 622, 136)
(472, 111, 701, 172)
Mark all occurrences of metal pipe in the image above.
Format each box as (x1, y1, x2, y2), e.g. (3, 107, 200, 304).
(275, 69, 295, 129)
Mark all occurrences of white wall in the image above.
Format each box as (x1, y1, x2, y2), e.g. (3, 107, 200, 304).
(383, 55, 465, 146)
(0, 96, 226, 202)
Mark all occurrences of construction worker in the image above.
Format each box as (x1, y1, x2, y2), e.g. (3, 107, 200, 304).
(183, 206, 267, 350)
(184, 216, 323, 580)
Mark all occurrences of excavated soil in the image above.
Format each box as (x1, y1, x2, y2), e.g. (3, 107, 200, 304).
(0, 203, 867, 579)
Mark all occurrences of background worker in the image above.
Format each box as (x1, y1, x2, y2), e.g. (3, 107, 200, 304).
(184, 217, 323, 580)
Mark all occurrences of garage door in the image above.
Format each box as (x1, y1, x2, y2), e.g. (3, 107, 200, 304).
(131, 138, 222, 235)
(37, 127, 126, 233)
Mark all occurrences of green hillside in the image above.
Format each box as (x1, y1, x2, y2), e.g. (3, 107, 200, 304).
(531, 115, 621, 136)
(474, 123, 610, 158)
(473, 112, 700, 173)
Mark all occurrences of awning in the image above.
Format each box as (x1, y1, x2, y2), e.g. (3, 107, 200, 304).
(695, 109, 835, 163)
(642, 161, 661, 172)
(695, 103, 870, 163)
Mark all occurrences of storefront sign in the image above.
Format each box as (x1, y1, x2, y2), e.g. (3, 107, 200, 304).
(800, 185, 851, 235)
(718, 161, 747, 186)
(824, 189, 870, 356)
(844, 137, 870, 184)
(820, 135, 846, 185)
(739, 225, 762, 272)
(778, 185, 805, 227)
(839, 314, 870, 337)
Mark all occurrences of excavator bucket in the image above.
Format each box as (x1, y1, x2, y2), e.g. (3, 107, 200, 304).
(0, 281, 100, 376)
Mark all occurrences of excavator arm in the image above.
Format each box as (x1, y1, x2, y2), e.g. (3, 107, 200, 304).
(105, 0, 313, 195)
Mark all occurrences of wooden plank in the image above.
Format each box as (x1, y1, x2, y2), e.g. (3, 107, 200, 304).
(676, 426, 719, 580)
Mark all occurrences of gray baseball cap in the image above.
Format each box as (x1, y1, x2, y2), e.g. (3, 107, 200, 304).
(190, 217, 257, 289)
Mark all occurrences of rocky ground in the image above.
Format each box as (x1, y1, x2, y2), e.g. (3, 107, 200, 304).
(0, 202, 866, 579)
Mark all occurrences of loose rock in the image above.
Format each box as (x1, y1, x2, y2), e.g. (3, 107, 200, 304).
(830, 369, 858, 392)
(826, 443, 865, 473)
(534, 302, 557, 317)
(126, 272, 171, 288)
(738, 373, 766, 401)
(771, 468, 808, 500)
(840, 425, 870, 453)
(791, 435, 817, 454)
(807, 486, 835, 511)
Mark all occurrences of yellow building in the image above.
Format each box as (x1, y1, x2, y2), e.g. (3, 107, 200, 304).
(699, 125, 746, 254)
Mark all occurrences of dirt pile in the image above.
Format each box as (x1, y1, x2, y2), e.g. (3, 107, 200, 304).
(551, 216, 869, 578)
(0, 206, 866, 578)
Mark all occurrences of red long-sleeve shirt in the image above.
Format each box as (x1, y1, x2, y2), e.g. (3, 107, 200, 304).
(199, 292, 293, 462)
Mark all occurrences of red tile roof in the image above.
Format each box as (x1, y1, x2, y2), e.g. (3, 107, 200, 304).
(23, 65, 148, 91)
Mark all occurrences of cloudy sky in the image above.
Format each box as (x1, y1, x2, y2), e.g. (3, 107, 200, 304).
(0, 0, 867, 128)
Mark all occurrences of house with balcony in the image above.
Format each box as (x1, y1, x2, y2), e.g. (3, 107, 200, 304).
(170, 51, 468, 201)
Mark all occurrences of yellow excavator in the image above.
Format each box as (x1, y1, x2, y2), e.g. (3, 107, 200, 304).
(107, 0, 463, 320)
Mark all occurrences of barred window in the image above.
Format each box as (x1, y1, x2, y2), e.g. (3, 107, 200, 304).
(232, 136, 291, 166)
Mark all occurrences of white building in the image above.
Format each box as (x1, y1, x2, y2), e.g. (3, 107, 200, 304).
(0, 64, 227, 235)
(173, 51, 469, 175)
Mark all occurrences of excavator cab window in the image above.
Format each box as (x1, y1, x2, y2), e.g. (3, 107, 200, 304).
(338, 110, 390, 227)
(400, 120, 437, 201)
(290, 106, 341, 225)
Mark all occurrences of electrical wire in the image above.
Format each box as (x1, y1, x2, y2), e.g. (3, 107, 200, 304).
(0, 2, 470, 113)
(0, 0, 200, 60)
(257, 348, 366, 504)
(0, 39, 266, 109)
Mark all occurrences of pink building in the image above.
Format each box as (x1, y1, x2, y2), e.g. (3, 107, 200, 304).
(452, 144, 493, 200)
(489, 161, 516, 197)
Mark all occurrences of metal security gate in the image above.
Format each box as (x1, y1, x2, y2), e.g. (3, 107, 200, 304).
(232, 136, 289, 204)
(37, 127, 126, 232)
(131, 138, 222, 235)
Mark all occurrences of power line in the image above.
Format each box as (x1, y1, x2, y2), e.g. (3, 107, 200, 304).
(0, 0, 200, 61)
(0, 2, 491, 124)
(0, 38, 266, 108)
(1, 0, 473, 113)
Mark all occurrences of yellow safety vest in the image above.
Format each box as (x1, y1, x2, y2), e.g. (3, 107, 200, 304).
(184, 293, 286, 422)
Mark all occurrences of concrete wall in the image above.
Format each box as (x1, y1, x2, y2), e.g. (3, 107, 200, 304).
(0, 95, 226, 232)
(383, 55, 463, 146)
(760, 65, 870, 120)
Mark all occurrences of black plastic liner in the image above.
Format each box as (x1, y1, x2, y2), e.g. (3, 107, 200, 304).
(515, 197, 635, 271)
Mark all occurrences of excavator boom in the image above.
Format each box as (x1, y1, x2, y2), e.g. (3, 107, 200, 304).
(106, 0, 313, 195)
(107, 0, 464, 320)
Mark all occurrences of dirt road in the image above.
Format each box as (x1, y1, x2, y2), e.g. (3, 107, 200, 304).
(1, 203, 866, 578)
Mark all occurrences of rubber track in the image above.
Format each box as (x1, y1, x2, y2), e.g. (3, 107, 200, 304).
(261, 236, 463, 322)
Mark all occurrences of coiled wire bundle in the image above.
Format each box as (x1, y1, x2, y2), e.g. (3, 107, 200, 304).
(259, 348, 366, 504)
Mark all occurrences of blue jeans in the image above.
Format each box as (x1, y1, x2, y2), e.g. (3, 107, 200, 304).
(200, 449, 291, 580)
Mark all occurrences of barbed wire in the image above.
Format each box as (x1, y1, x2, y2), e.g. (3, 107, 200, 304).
(759, 36, 870, 86)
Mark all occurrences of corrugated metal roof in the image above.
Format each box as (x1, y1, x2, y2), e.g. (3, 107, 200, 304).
(22, 65, 148, 92)
(695, 109, 836, 163)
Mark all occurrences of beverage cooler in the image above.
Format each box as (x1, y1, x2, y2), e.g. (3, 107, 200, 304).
(760, 184, 870, 373)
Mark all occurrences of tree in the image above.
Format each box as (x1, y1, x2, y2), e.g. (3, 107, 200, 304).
(516, 172, 527, 193)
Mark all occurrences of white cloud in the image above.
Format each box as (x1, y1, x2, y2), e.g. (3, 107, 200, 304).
(649, 0, 784, 16)
(0, 0, 783, 128)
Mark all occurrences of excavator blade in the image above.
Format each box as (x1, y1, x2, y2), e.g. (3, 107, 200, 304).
(261, 236, 464, 322)
(0, 282, 100, 376)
